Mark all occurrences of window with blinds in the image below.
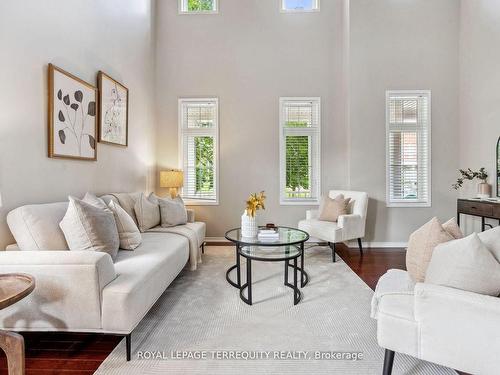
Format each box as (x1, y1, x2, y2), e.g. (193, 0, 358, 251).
(386, 91, 431, 207)
(281, 0, 320, 12)
(280, 97, 321, 205)
(179, 98, 218, 204)
(179, 0, 217, 13)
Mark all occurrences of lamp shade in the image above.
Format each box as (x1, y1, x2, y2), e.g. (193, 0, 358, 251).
(160, 170, 184, 188)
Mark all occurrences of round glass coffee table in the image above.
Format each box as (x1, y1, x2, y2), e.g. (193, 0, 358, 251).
(224, 227, 309, 305)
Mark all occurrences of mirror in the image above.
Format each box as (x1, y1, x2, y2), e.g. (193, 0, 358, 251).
(497, 136, 500, 197)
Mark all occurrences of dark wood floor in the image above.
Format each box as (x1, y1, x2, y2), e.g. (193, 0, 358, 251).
(0, 244, 405, 374)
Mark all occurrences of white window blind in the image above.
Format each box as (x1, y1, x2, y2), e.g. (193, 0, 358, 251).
(179, 98, 218, 204)
(280, 97, 321, 205)
(386, 91, 431, 207)
(179, 0, 218, 13)
(281, 0, 320, 12)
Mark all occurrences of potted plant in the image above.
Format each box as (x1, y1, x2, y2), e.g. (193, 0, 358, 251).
(452, 167, 491, 198)
(241, 191, 266, 238)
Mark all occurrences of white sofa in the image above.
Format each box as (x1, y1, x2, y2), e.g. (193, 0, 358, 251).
(298, 190, 368, 262)
(371, 228, 500, 375)
(0, 192, 206, 361)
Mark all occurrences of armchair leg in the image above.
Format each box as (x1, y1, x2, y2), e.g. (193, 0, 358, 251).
(328, 242, 336, 262)
(126, 334, 131, 361)
(382, 349, 395, 375)
(357, 238, 363, 255)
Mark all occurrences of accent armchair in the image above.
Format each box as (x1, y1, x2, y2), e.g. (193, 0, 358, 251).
(372, 269, 500, 375)
(298, 190, 368, 262)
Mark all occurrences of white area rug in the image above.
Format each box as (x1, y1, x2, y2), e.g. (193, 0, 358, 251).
(95, 246, 455, 374)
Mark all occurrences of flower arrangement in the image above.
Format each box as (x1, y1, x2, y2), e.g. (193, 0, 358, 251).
(245, 191, 266, 217)
(452, 168, 488, 190)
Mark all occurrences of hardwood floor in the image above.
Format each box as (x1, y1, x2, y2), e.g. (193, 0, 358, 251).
(0, 244, 405, 374)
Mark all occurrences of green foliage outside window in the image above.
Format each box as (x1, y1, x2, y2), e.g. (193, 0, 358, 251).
(188, 0, 214, 11)
(195, 137, 214, 193)
(286, 135, 310, 194)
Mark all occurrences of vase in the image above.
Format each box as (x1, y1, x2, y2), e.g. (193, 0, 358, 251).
(477, 182, 492, 199)
(241, 211, 258, 238)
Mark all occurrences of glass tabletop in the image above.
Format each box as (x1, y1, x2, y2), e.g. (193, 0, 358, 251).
(239, 245, 301, 261)
(224, 226, 309, 246)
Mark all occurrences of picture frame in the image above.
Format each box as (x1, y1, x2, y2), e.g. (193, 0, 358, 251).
(48, 64, 98, 161)
(97, 71, 129, 147)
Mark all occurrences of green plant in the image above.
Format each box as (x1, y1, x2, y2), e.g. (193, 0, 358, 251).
(452, 167, 488, 190)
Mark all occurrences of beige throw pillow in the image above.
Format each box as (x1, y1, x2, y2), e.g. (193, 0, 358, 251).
(134, 193, 160, 232)
(478, 226, 500, 262)
(406, 217, 454, 282)
(442, 217, 463, 239)
(158, 196, 188, 227)
(108, 200, 141, 250)
(426, 233, 500, 296)
(60, 196, 120, 260)
(318, 194, 351, 222)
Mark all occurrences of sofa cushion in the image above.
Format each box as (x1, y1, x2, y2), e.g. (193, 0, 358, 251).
(426, 233, 500, 296)
(108, 201, 141, 250)
(158, 196, 188, 227)
(60, 196, 120, 260)
(478, 225, 500, 262)
(406, 217, 454, 282)
(7, 202, 69, 250)
(101, 232, 189, 332)
(134, 193, 161, 232)
(371, 269, 415, 319)
(101, 192, 142, 227)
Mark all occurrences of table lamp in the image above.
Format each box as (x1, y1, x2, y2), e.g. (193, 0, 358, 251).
(160, 170, 184, 198)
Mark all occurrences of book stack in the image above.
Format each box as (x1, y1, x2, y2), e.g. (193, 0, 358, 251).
(258, 229, 279, 241)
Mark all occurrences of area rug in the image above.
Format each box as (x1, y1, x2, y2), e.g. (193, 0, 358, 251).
(95, 246, 455, 375)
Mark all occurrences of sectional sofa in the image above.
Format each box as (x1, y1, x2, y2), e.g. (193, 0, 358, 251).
(0, 192, 205, 360)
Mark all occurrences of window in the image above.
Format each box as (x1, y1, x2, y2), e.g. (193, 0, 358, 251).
(281, 0, 320, 12)
(386, 91, 431, 207)
(280, 97, 321, 205)
(179, 0, 217, 14)
(179, 98, 219, 204)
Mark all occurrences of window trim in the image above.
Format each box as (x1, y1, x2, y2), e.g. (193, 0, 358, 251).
(178, 97, 220, 206)
(279, 97, 321, 206)
(385, 90, 432, 208)
(280, 0, 320, 13)
(178, 0, 218, 14)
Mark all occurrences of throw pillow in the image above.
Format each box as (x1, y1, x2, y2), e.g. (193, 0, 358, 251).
(318, 194, 351, 222)
(478, 226, 500, 263)
(442, 217, 463, 239)
(59, 196, 120, 260)
(134, 193, 160, 232)
(406, 217, 454, 282)
(158, 196, 188, 227)
(83, 192, 110, 212)
(426, 233, 500, 296)
(108, 200, 142, 250)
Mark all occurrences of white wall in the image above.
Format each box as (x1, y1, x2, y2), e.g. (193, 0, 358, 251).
(349, 0, 460, 244)
(155, 0, 348, 238)
(459, 0, 500, 233)
(0, 0, 157, 249)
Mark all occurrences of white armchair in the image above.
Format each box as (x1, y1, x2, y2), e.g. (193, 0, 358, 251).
(372, 269, 500, 375)
(298, 190, 368, 262)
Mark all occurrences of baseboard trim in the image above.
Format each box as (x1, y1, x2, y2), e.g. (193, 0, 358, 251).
(206, 237, 407, 249)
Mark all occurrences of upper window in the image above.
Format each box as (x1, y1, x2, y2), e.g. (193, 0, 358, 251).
(386, 91, 431, 207)
(281, 0, 319, 12)
(280, 97, 321, 205)
(179, 98, 219, 204)
(179, 0, 218, 14)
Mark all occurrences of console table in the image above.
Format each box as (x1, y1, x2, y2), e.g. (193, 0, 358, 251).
(457, 199, 500, 231)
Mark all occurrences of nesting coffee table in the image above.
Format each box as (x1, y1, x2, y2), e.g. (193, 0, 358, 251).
(225, 227, 309, 305)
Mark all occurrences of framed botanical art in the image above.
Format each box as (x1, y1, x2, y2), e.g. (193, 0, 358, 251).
(98, 71, 129, 146)
(48, 64, 97, 160)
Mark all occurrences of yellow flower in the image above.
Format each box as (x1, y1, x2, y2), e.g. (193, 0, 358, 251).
(245, 191, 266, 217)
